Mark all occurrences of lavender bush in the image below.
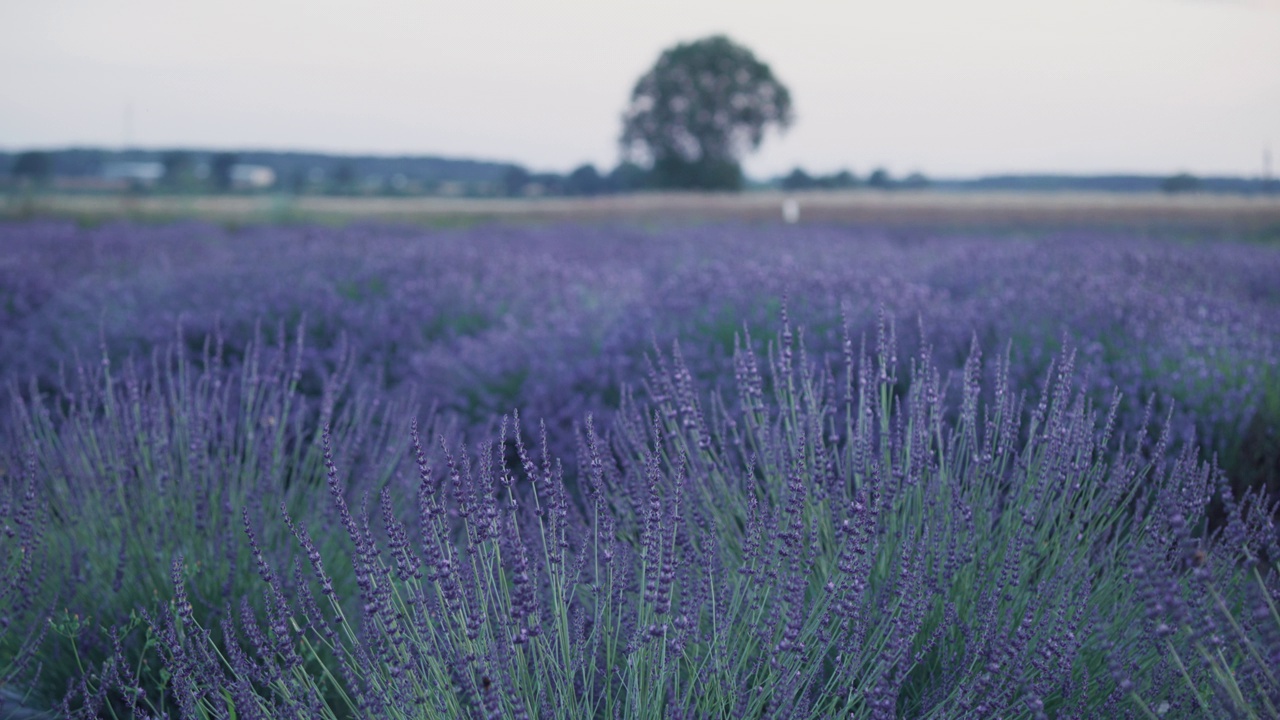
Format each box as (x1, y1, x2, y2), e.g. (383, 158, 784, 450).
(0, 454, 48, 711)
(1, 222, 1275, 493)
(0, 219, 1277, 717)
(43, 314, 1280, 719)
(3, 322, 433, 713)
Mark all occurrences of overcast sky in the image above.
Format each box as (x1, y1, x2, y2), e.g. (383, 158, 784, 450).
(2, 0, 1277, 178)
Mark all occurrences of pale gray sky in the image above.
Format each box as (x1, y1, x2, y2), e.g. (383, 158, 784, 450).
(2, 0, 1277, 178)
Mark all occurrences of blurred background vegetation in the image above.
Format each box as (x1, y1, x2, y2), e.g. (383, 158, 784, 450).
(3, 34, 1275, 203)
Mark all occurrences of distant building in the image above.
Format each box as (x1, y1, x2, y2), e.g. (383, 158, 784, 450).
(102, 161, 164, 186)
(436, 181, 465, 197)
(230, 164, 276, 190)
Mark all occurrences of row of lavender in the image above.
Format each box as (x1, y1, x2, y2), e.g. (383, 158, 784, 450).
(1, 220, 1279, 717)
(3, 221, 1278, 489)
(4, 308, 1278, 718)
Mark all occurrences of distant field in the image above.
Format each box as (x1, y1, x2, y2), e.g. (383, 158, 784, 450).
(4, 189, 1280, 233)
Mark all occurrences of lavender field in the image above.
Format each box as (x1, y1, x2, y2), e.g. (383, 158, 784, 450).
(2, 219, 1279, 718)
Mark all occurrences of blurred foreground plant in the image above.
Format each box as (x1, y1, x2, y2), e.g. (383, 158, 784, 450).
(4, 322, 420, 714)
(43, 313, 1279, 718)
(0, 455, 49, 712)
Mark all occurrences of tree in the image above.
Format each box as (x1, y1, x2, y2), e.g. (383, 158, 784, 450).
(867, 168, 893, 189)
(330, 162, 356, 195)
(827, 170, 858, 189)
(161, 150, 195, 191)
(501, 165, 531, 196)
(621, 35, 793, 191)
(606, 161, 648, 193)
(781, 168, 815, 191)
(12, 151, 52, 186)
(287, 167, 309, 195)
(564, 164, 604, 196)
(210, 152, 238, 192)
(901, 172, 929, 189)
(1161, 173, 1200, 194)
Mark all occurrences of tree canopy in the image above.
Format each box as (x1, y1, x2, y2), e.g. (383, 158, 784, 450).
(621, 35, 793, 190)
(12, 151, 53, 185)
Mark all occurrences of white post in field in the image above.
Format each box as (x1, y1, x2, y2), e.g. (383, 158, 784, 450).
(782, 197, 800, 224)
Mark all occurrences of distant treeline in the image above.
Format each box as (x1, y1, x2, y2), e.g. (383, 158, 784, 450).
(931, 173, 1278, 194)
(0, 148, 517, 196)
(0, 148, 665, 197)
(776, 168, 1277, 194)
(0, 148, 1274, 196)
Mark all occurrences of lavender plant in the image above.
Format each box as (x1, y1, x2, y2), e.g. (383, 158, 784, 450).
(610, 311, 1278, 717)
(2, 221, 1276, 496)
(0, 453, 49, 711)
(3, 322, 422, 714)
(52, 313, 1278, 719)
(2, 219, 1277, 716)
